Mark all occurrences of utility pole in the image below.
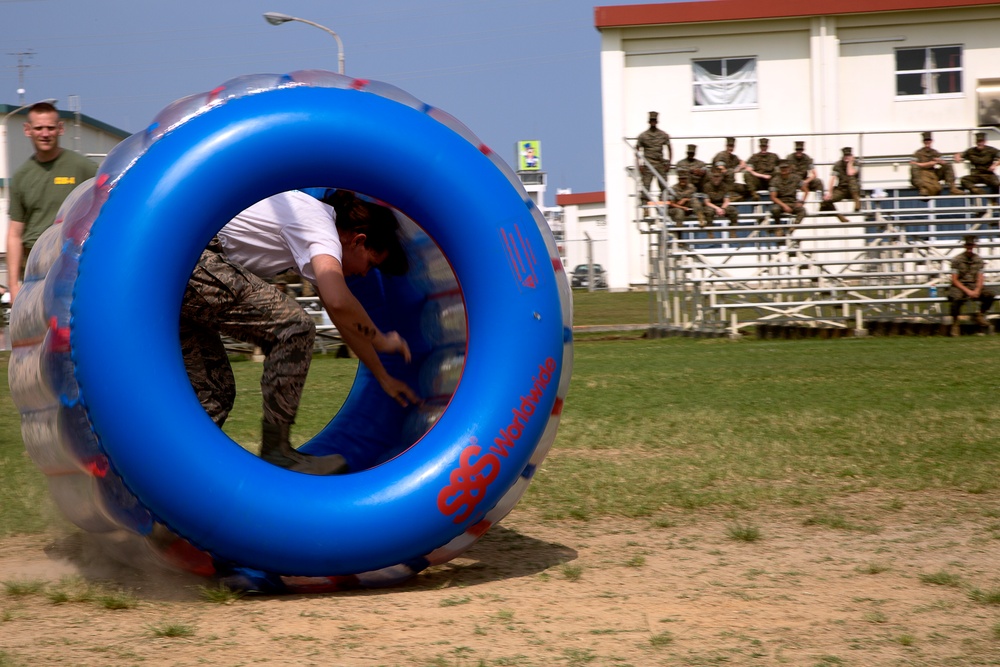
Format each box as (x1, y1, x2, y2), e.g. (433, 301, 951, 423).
(7, 50, 36, 104)
(68, 95, 82, 152)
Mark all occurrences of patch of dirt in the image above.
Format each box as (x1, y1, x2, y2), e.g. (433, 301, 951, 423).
(1, 490, 998, 666)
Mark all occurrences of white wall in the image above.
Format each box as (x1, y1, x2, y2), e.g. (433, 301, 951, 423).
(600, 4, 1000, 289)
(562, 200, 610, 274)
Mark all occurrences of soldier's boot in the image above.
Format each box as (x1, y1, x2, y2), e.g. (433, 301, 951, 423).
(950, 322, 961, 337)
(853, 194, 862, 212)
(260, 421, 349, 475)
(949, 183, 963, 196)
(976, 312, 989, 327)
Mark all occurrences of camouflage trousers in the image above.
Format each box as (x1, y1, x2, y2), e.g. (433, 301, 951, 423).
(947, 286, 996, 318)
(911, 164, 957, 196)
(180, 246, 315, 427)
(820, 181, 862, 211)
(960, 172, 1000, 195)
(771, 200, 806, 226)
(640, 159, 669, 202)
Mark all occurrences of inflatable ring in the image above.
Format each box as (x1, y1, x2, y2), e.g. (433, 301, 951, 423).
(7, 70, 573, 592)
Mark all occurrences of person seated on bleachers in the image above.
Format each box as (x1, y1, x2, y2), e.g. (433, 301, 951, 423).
(910, 131, 961, 197)
(744, 138, 779, 202)
(820, 147, 862, 221)
(711, 137, 750, 201)
(786, 141, 824, 201)
(953, 132, 1000, 195)
(701, 165, 739, 231)
(675, 144, 707, 192)
(667, 169, 706, 229)
(947, 235, 995, 336)
(768, 160, 805, 233)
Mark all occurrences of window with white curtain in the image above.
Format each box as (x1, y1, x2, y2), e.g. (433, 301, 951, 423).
(895, 46, 963, 97)
(692, 57, 758, 108)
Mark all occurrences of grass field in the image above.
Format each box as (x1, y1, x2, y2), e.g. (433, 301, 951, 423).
(3, 304, 1000, 666)
(3, 331, 999, 537)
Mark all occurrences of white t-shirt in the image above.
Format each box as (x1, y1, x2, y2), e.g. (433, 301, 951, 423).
(217, 190, 343, 285)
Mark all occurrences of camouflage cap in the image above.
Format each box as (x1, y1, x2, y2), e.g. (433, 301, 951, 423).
(725, 137, 736, 146)
(975, 131, 987, 140)
(794, 141, 805, 150)
(714, 160, 728, 168)
(649, 111, 659, 121)
(778, 159, 792, 167)
(759, 138, 769, 146)
(686, 144, 697, 151)
(921, 131, 932, 141)
(676, 168, 690, 178)
(842, 147, 853, 155)
(964, 235, 977, 246)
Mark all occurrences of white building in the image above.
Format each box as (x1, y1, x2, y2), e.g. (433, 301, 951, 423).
(1, 105, 127, 278)
(586, 0, 1000, 289)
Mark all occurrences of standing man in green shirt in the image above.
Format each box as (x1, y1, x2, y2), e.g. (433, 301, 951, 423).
(6, 101, 97, 302)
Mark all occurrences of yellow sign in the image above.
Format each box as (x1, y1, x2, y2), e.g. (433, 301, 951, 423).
(517, 140, 541, 171)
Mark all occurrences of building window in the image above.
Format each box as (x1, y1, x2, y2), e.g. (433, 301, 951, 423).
(692, 57, 757, 108)
(896, 46, 962, 97)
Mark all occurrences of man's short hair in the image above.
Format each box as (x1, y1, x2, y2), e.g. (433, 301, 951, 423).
(329, 190, 409, 276)
(28, 101, 58, 116)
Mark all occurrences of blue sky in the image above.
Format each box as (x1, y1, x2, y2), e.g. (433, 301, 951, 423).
(1, 0, 657, 204)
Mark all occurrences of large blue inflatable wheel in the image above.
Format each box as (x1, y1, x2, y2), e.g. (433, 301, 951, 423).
(7, 71, 573, 592)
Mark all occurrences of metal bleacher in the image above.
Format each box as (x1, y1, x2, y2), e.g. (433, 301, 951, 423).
(633, 166, 1000, 337)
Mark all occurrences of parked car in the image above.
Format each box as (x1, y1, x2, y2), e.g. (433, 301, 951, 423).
(570, 263, 607, 289)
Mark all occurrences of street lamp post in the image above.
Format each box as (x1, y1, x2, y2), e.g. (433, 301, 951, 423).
(263, 12, 345, 75)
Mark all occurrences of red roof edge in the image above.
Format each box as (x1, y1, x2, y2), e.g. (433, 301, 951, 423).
(595, 0, 1000, 29)
(556, 191, 606, 206)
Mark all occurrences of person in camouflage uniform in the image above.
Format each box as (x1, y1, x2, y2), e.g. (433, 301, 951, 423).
(786, 141, 824, 200)
(820, 146, 862, 220)
(910, 131, 961, 197)
(769, 160, 806, 231)
(744, 138, 779, 201)
(954, 132, 1000, 195)
(947, 235, 995, 336)
(701, 166, 739, 229)
(711, 137, 749, 201)
(667, 169, 704, 228)
(636, 111, 672, 204)
(181, 190, 417, 475)
(675, 144, 707, 192)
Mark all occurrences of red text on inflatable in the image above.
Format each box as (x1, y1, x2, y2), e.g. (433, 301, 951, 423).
(500, 224, 540, 290)
(436, 438, 501, 524)
(437, 357, 558, 523)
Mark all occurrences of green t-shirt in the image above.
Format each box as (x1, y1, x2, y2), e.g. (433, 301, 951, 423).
(9, 149, 97, 250)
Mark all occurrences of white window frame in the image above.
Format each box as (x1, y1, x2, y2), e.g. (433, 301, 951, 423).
(692, 56, 758, 111)
(894, 45, 963, 100)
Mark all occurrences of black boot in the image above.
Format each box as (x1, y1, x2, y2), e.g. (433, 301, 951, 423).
(260, 421, 349, 475)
